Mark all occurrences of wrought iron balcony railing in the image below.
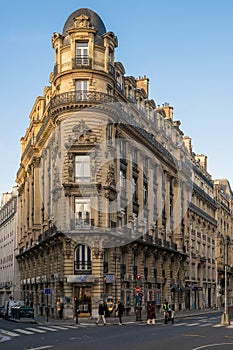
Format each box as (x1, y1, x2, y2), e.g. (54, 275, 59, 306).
(72, 55, 92, 69)
(70, 218, 94, 230)
(74, 260, 92, 274)
(50, 90, 116, 109)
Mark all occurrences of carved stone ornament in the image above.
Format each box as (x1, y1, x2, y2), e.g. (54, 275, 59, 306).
(74, 15, 90, 29)
(106, 164, 116, 187)
(72, 120, 92, 143)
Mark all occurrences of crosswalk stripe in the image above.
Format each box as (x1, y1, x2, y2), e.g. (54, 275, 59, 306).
(199, 323, 212, 327)
(213, 324, 224, 327)
(186, 323, 200, 326)
(226, 325, 233, 329)
(173, 323, 187, 326)
(26, 327, 46, 333)
(0, 329, 20, 337)
(38, 326, 58, 332)
(65, 325, 79, 329)
(50, 325, 69, 330)
(14, 328, 34, 335)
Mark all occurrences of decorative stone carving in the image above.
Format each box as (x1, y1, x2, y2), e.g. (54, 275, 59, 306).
(74, 15, 90, 29)
(106, 164, 116, 187)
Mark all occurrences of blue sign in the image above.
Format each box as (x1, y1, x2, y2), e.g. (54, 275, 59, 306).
(44, 288, 51, 295)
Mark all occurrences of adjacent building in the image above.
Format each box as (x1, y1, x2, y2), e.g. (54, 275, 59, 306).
(0, 186, 20, 305)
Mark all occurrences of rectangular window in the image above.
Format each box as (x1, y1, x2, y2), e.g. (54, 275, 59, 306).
(75, 42, 89, 65)
(75, 155, 90, 182)
(107, 122, 112, 145)
(75, 80, 88, 100)
(120, 169, 126, 197)
(120, 140, 126, 158)
(75, 197, 91, 227)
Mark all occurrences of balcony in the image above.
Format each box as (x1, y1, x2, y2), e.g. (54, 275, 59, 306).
(72, 55, 92, 69)
(70, 218, 94, 230)
(50, 90, 116, 112)
(74, 260, 92, 275)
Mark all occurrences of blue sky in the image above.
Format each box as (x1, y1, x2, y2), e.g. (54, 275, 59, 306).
(0, 0, 233, 196)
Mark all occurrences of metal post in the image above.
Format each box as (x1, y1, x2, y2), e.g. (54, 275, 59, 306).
(221, 241, 230, 325)
(46, 294, 49, 322)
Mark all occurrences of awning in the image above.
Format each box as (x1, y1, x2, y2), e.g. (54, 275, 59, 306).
(66, 275, 98, 283)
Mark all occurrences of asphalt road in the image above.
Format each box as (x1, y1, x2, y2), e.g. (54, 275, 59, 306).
(1, 312, 233, 350)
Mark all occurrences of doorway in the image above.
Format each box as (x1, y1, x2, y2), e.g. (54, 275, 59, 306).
(74, 286, 92, 316)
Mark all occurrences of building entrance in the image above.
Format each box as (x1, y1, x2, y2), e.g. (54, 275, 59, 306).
(74, 286, 92, 316)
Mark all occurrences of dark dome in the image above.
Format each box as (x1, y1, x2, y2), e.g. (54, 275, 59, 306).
(62, 8, 106, 39)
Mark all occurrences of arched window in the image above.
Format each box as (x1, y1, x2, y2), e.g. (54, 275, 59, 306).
(74, 244, 92, 274)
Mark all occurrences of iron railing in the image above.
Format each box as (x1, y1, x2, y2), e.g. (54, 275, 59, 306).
(50, 90, 116, 109)
(73, 55, 92, 69)
(74, 260, 92, 274)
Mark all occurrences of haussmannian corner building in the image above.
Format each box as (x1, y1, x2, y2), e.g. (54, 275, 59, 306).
(14, 7, 230, 319)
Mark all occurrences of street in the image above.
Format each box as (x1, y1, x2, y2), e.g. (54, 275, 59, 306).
(1, 312, 233, 350)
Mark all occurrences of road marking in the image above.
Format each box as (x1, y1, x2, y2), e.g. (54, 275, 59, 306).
(0, 329, 20, 337)
(186, 323, 200, 326)
(183, 334, 206, 338)
(213, 324, 223, 327)
(192, 343, 233, 350)
(49, 325, 68, 330)
(226, 325, 233, 328)
(65, 325, 79, 329)
(37, 326, 58, 332)
(26, 327, 47, 333)
(25, 346, 53, 350)
(199, 323, 213, 327)
(173, 323, 187, 326)
(14, 328, 34, 335)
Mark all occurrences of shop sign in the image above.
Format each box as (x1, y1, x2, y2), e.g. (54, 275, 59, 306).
(67, 275, 98, 283)
(103, 274, 115, 283)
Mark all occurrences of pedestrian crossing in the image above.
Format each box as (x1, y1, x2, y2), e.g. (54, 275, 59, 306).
(0, 324, 82, 342)
(1, 318, 233, 342)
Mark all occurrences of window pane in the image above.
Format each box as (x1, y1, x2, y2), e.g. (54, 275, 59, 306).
(75, 155, 90, 182)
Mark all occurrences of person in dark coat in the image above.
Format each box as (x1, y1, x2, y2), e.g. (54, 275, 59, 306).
(147, 303, 156, 325)
(96, 303, 106, 325)
(116, 300, 124, 325)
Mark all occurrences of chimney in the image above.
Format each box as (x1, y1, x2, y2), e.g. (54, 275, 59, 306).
(136, 75, 149, 97)
(183, 136, 192, 154)
(195, 154, 208, 171)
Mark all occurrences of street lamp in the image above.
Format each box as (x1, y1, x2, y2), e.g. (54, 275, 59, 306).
(221, 237, 230, 325)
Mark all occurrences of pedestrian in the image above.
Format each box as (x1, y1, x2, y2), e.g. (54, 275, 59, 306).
(116, 300, 124, 325)
(147, 303, 156, 325)
(96, 303, 106, 325)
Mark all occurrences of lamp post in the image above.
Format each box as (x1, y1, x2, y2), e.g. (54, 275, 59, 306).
(221, 237, 230, 325)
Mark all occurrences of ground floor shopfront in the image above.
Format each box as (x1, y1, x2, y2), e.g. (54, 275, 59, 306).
(17, 233, 189, 318)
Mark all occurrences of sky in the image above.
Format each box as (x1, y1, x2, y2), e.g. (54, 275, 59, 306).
(0, 0, 233, 196)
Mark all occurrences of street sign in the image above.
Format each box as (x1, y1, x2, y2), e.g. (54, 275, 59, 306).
(136, 286, 140, 293)
(44, 288, 51, 295)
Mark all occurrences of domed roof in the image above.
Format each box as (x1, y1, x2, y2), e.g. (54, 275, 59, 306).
(62, 8, 106, 39)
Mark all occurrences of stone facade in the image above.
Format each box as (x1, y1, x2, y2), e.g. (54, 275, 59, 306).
(214, 179, 233, 307)
(14, 7, 233, 319)
(0, 187, 20, 305)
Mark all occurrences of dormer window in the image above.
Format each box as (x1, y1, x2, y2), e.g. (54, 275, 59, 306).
(75, 41, 89, 66)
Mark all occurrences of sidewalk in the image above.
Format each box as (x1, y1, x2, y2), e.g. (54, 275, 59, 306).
(34, 308, 220, 326)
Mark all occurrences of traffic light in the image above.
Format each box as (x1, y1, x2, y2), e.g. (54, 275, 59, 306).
(74, 296, 78, 303)
(136, 275, 141, 280)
